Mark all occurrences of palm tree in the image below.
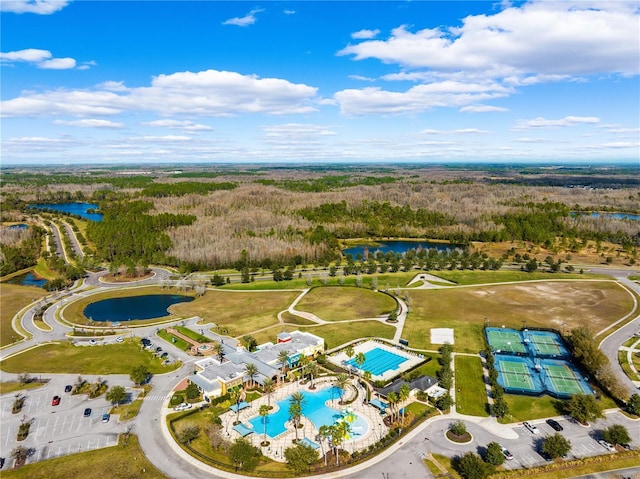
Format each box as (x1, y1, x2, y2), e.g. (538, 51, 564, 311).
(212, 341, 224, 363)
(298, 355, 310, 381)
(398, 383, 410, 426)
(344, 345, 355, 375)
(318, 424, 331, 466)
(289, 391, 305, 441)
(244, 363, 258, 389)
(259, 404, 270, 445)
(354, 352, 366, 375)
(330, 424, 345, 466)
(277, 350, 289, 383)
(387, 392, 399, 423)
(230, 387, 242, 425)
(306, 361, 318, 390)
(333, 373, 349, 405)
(262, 377, 275, 409)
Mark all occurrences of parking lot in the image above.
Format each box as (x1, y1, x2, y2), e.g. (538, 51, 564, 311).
(0, 378, 134, 467)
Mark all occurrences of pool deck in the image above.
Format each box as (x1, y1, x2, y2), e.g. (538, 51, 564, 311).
(327, 339, 425, 382)
(221, 378, 390, 463)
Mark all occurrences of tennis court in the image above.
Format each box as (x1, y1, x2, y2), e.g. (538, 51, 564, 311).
(524, 330, 569, 358)
(485, 327, 527, 354)
(495, 356, 543, 394)
(538, 359, 592, 397)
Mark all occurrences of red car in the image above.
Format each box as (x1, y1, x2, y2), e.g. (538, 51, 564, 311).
(52, 395, 60, 406)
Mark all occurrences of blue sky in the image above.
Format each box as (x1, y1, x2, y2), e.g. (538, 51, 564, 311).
(1, 0, 639, 165)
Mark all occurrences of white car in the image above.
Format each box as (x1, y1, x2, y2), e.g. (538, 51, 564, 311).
(173, 402, 192, 412)
(523, 421, 540, 434)
(89, 339, 97, 346)
(501, 446, 514, 460)
(116, 336, 123, 343)
(598, 439, 616, 452)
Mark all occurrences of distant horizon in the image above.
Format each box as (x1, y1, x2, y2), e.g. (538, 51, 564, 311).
(2, 1, 638, 165)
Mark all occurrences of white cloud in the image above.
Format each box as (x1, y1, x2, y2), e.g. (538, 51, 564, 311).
(515, 137, 549, 143)
(222, 8, 264, 27)
(38, 57, 76, 69)
(460, 105, 509, 113)
(419, 128, 490, 135)
(351, 29, 380, 40)
(283, 9, 295, 15)
(142, 119, 213, 131)
(1, 69, 319, 117)
(348, 75, 376, 82)
(334, 80, 509, 115)
(1, 0, 70, 14)
(1, 48, 82, 70)
(513, 116, 600, 130)
(130, 135, 191, 142)
(77, 60, 97, 71)
(338, 2, 639, 81)
(54, 119, 124, 128)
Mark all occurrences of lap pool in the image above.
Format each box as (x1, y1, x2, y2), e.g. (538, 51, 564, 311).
(345, 347, 408, 376)
(248, 386, 368, 439)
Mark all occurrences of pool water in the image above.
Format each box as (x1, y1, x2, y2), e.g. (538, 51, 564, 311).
(346, 347, 408, 376)
(248, 386, 368, 439)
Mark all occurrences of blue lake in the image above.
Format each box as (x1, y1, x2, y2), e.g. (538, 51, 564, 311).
(7, 224, 29, 230)
(83, 294, 194, 322)
(30, 202, 103, 222)
(4, 272, 47, 288)
(342, 240, 460, 257)
(573, 212, 640, 221)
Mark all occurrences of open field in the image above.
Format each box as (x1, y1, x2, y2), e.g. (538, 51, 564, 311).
(250, 320, 396, 350)
(1, 434, 167, 479)
(454, 355, 489, 417)
(0, 381, 48, 395)
(61, 286, 195, 326)
(172, 289, 299, 337)
(428, 270, 609, 285)
(0, 341, 180, 375)
(402, 281, 633, 353)
(0, 284, 48, 347)
(295, 286, 397, 321)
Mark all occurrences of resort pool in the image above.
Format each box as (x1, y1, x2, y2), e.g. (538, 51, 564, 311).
(346, 347, 408, 376)
(248, 386, 368, 439)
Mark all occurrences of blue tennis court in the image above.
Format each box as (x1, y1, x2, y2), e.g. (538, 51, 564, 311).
(346, 347, 408, 376)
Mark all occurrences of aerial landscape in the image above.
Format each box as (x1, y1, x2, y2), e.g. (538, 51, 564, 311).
(1, 1, 639, 479)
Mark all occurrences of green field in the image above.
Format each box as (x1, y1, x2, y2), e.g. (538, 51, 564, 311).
(0, 284, 48, 347)
(402, 281, 632, 353)
(0, 341, 180, 375)
(454, 355, 489, 416)
(430, 270, 609, 285)
(295, 286, 397, 321)
(1, 435, 167, 479)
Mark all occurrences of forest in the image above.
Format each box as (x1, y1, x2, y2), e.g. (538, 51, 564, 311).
(1, 164, 638, 276)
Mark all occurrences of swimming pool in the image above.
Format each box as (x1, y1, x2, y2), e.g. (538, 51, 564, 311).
(248, 386, 368, 439)
(345, 347, 408, 376)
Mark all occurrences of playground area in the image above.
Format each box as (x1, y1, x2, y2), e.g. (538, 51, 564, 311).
(487, 327, 592, 398)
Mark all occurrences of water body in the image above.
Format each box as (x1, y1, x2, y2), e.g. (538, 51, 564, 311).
(4, 272, 47, 288)
(83, 294, 194, 322)
(7, 224, 28, 230)
(573, 212, 640, 221)
(30, 202, 103, 222)
(342, 240, 460, 257)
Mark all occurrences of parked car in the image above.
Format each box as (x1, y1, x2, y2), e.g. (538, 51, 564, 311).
(160, 352, 168, 359)
(155, 346, 162, 353)
(598, 439, 616, 452)
(523, 421, 540, 434)
(501, 446, 514, 460)
(52, 395, 60, 406)
(89, 339, 97, 346)
(173, 402, 192, 412)
(0, 457, 5, 469)
(102, 413, 110, 423)
(116, 336, 123, 343)
(546, 418, 563, 431)
(64, 384, 72, 393)
(83, 408, 92, 417)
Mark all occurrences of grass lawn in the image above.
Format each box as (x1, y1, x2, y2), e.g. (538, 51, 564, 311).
(280, 311, 316, 325)
(295, 286, 397, 321)
(500, 394, 564, 422)
(402, 281, 632, 353)
(250, 320, 396, 350)
(454, 355, 489, 417)
(157, 328, 190, 350)
(0, 341, 181, 375)
(0, 284, 48, 347)
(1, 434, 167, 479)
(618, 351, 640, 382)
(33, 258, 59, 280)
(62, 286, 195, 326)
(428, 270, 609, 285)
(171, 289, 299, 338)
(0, 381, 48, 395)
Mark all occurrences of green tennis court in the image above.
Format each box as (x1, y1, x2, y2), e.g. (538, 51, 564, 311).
(542, 364, 587, 395)
(496, 358, 538, 391)
(486, 329, 527, 353)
